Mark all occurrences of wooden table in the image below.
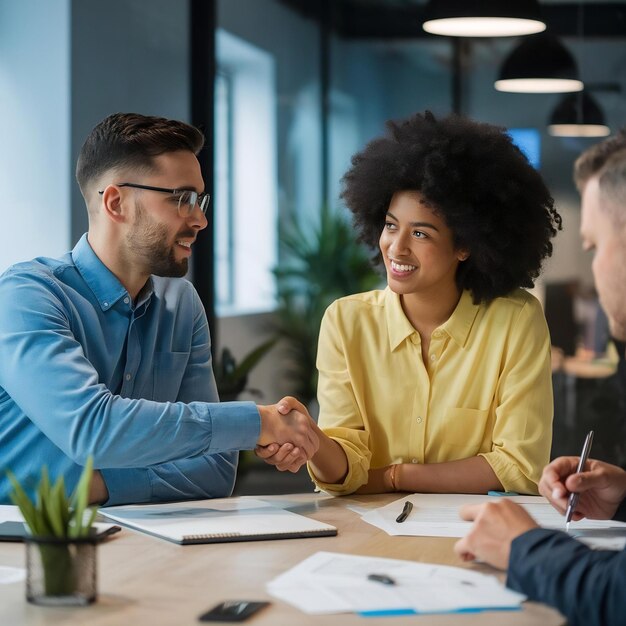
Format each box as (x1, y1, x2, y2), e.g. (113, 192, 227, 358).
(0, 493, 563, 625)
(562, 356, 616, 379)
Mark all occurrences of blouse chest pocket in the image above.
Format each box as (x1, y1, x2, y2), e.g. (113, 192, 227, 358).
(442, 407, 492, 457)
(152, 352, 189, 402)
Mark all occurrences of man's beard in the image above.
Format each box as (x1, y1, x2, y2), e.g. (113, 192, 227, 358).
(126, 201, 191, 278)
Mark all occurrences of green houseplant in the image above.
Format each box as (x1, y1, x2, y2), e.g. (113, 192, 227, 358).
(273, 205, 381, 406)
(8, 458, 98, 605)
(214, 339, 276, 402)
(214, 340, 277, 475)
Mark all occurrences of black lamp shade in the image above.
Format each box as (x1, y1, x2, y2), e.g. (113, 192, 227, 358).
(423, 0, 546, 37)
(551, 92, 604, 126)
(548, 92, 610, 137)
(496, 34, 583, 92)
(424, 0, 543, 21)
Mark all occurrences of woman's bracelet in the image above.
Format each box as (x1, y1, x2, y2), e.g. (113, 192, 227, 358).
(389, 464, 398, 492)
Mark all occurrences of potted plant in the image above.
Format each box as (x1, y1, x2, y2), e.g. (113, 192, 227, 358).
(273, 205, 381, 406)
(214, 340, 277, 475)
(214, 339, 276, 402)
(8, 458, 99, 606)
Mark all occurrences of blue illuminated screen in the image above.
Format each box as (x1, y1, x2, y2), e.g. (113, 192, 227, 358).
(508, 128, 541, 169)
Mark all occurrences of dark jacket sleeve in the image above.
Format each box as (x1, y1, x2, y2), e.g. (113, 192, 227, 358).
(507, 527, 626, 626)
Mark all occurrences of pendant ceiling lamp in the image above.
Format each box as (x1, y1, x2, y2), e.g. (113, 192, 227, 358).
(548, 92, 610, 137)
(422, 0, 546, 38)
(495, 34, 584, 93)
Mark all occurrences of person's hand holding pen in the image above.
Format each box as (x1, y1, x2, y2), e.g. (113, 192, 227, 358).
(538, 456, 626, 522)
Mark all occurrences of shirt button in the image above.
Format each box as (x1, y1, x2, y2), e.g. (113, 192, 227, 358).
(411, 458, 418, 464)
(103, 301, 109, 308)
(430, 354, 436, 361)
(411, 335, 419, 345)
(125, 373, 132, 381)
(432, 330, 441, 339)
(123, 297, 130, 304)
(416, 416, 423, 424)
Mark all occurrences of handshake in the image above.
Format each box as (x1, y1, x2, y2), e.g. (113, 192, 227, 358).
(255, 396, 320, 473)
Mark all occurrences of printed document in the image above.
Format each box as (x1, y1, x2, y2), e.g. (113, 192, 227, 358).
(267, 551, 525, 615)
(361, 494, 626, 543)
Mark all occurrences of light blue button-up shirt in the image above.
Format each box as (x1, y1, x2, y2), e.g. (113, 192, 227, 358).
(0, 234, 260, 505)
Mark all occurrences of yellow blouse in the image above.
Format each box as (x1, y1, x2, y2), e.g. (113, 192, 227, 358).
(310, 287, 553, 495)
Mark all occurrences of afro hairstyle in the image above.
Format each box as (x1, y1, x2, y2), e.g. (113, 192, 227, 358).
(341, 111, 562, 304)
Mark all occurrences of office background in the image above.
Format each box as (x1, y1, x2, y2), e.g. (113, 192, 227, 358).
(1, 0, 625, 486)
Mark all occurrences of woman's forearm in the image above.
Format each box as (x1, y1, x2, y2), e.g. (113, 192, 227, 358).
(308, 424, 350, 484)
(396, 456, 503, 493)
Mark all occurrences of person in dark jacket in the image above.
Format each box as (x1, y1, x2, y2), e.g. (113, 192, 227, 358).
(454, 129, 626, 626)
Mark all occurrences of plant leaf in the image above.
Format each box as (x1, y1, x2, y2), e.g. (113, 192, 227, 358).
(70, 457, 94, 537)
(7, 471, 41, 535)
(46, 475, 68, 537)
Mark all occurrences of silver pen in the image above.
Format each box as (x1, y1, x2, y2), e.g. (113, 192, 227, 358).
(565, 430, 594, 532)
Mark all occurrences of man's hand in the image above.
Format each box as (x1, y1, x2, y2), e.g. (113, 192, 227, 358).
(538, 456, 626, 521)
(256, 396, 319, 462)
(454, 500, 538, 570)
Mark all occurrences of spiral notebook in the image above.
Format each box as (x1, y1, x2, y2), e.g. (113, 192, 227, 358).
(101, 497, 337, 545)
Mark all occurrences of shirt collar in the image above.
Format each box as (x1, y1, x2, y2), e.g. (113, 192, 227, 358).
(439, 289, 480, 348)
(71, 234, 131, 311)
(385, 287, 480, 351)
(385, 288, 419, 352)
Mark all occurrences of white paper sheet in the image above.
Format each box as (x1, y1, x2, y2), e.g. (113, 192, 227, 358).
(267, 551, 525, 615)
(0, 566, 25, 585)
(361, 494, 626, 543)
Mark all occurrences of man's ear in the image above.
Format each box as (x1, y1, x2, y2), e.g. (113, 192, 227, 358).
(100, 185, 127, 223)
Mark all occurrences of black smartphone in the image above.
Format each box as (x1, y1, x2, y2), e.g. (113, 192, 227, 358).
(198, 600, 270, 622)
(0, 521, 122, 542)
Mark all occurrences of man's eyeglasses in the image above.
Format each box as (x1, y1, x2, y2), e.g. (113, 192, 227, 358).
(98, 183, 210, 217)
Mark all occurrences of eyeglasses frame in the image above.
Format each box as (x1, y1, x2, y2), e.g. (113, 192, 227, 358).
(97, 182, 210, 217)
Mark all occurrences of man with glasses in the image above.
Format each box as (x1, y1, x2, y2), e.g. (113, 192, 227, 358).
(0, 112, 318, 506)
(454, 130, 626, 626)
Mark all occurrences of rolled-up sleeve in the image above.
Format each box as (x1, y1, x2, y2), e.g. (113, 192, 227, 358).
(479, 298, 553, 493)
(309, 302, 372, 494)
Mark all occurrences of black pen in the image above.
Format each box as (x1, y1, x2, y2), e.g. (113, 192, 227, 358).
(395, 500, 413, 523)
(565, 430, 594, 532)
(368, 573, 396, 585)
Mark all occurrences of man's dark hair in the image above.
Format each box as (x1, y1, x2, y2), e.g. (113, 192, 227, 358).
(76, 112, 204, 197)
(341, 111, 562, 304)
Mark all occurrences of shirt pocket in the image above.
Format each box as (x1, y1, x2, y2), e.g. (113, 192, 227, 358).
(442, 407, 491, 458)
(152, 352, 189, 402)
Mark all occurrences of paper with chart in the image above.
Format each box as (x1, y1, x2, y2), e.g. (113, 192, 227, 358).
(267, 551, 525, 615)
(361, 494, 626, 543)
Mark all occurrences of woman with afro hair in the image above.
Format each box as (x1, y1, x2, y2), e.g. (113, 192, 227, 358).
(262, 111, 561, 496)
